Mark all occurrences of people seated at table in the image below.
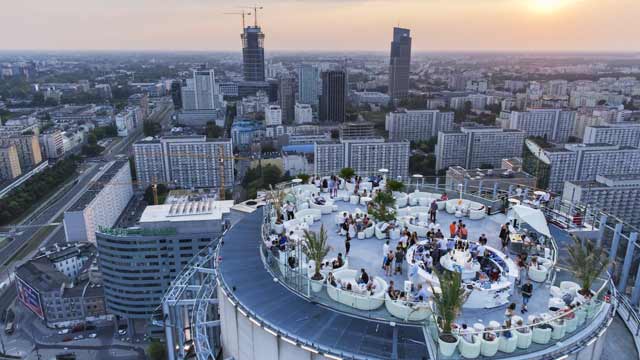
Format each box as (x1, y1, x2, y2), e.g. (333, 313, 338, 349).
(332, 253, 345, 269)
(483, 327, 497, 341)
(440, 192, 448, 201)
(530, 256, 540, 270)
(412, 284, 431, 303)
(515, 319, 530, 334)
(327, 272, 337, 287)
(387, 280, 403, 300)
(357, 268, 369, 285)
(459, 324, 474, 343)
(313, 194, 326, 205)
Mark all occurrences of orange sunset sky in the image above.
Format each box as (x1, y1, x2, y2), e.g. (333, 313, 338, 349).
(1, 0, 638, 52)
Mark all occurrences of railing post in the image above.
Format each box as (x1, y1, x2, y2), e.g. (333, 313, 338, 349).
(478, 180, 483, 196)
(435, 177, 439, 190)
(597, 215, 608, 248)
(492, 183, 498, 200)
(617, 232, 638, 294)
(463, 179, 468, 194)
(507, 184, 513, 197)
(609, 222, 624, 265)
(630, 259, 640, 306)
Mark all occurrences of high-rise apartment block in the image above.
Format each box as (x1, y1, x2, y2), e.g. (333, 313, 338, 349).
(40, 130, 65, 159)
(507, 109, 576, 143)
(297, 64, 320, 106)
(242, 26, 266, 82)
(314, 138, 410, 180)
(181, 68, 221, 111)
(386, 109, 454, 141)
(388, 27, 412, 100)
(128, 93, 150, 118)
(523, 140, 640, 192)
(563, 174, 640, 227)
(436, 125, 526, 171)
(265, 105, 282, 127)
(339, 122, 376, 140)
(63, 160, 134, 243)
(583, 123, 640, 148)
(0, 145, 21, 180)
(278, 75, 296, 123)
(0, 134, 42, 171)
(320, 70, 346, 123)
(133, 135, 234, 190)
(294, 103, 313, 124)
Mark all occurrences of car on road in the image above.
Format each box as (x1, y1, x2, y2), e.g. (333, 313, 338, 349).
(88, 333, 97, 338)
(72, 334, 84, 340)
(58, 329, 70, 335)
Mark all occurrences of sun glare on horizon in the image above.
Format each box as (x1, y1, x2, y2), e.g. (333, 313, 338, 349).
(532, 0, 562, 13)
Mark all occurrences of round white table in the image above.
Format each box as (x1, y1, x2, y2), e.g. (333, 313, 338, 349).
(440, 250, 481, 280)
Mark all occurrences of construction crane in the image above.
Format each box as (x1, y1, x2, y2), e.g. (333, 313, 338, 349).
(224, 10, 251, 29)
(238, 4, 263, 27)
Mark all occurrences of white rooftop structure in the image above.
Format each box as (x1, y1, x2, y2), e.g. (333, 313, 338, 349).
(139, 200, 234, 223)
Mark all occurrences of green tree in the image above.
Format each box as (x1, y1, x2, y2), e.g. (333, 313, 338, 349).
(206, 121, 223, 139)
(369, 191, 396, 222)
(567, 235, 609, 295)
(87, 133, 98, 146)
(339, 168, 355, 180)
(431, 270, 466, 338)
(147, 340, 167, 360)
(302, 225, 331, 281)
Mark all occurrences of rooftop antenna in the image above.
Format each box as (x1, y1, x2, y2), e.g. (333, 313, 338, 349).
(224, 10, 252, 29)
(239, 5, 263, 27)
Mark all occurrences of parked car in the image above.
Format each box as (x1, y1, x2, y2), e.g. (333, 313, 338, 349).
(58, 329, 71, 335)
(88, 333, 97, 338)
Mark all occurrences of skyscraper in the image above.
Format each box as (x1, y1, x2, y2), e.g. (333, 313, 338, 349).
(278, 75, 296, 124)
(319, 70, 346, 123)
(297, 64, 320, 106)
(181, 68, 221, 111)
(241, 26, 265, 82)
(388, 27, 412, 100)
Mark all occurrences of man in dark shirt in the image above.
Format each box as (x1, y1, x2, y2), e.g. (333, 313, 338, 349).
(358, 268, 369, 284)
(521, 280, 533, 313)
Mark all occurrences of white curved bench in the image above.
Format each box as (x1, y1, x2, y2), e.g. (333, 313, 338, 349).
(393, 192, 408, 208)
(326, 269, 387, 310)
(407, 223, 429, 237)
(294, 208, 322, 222)
(409, 191, 438, 206)
(363, 222, 376, 238)
(384, 293, 432, 321)
(310, 200, 334, 214)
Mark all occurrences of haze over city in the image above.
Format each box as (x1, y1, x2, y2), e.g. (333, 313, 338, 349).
(2, 0, 640, 52)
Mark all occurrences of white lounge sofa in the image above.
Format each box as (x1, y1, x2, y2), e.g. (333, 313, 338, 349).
(310, 200, 335, 214)
(407, 223, 429, 238)
(528, 257, 553, 283)
(363, 222, 376, 239)
(326, 269, 387, 310)
(480, 336, 499, 357)
(409, 191, 438, 206)
(384, 294, 432, 321)
(393, 192, 408, 208)
(516, 330, 532, 349)
(531, 327, 552, 344)
(498, 333, 518, 353)
(294, 208, 322, 222)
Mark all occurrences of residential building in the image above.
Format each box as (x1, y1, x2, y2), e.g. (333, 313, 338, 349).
(40, 130, 65, 159)
(339, 122, 375, 140)
(297, 64, 320, 107)
(314, 138, 409, 180)
(133, 135, 234, 190)
(388, 27, 412, 100)
(231, 120, 265, 148)
(15, 243, 106, 326)
(278, 75, 296, 123)
(583, 123, 640, 148)
(352, 91, 391, 107)
(0, 134, 42, 171)
(181, 68, 221, 111)
(265, 105, 282, 127)
(282, 144, 314, 176)
(294, 103, 313, 124)
(0, 145, 21, 180)
(218, 82, 239, 97)
(562, 174, 640, 227)
(128, 93, 150, 118)
(115, 108, 135, 137)
(436, 125, 526, 171)
(63, 160, 134, 243)
(320, 70, 346, 123)
(386, 109, 454, 142)
(507, 109, 576, 143)
(522, 140, 640, 192)
(96, 199, 233, 334)
(242, 26, 266, 82)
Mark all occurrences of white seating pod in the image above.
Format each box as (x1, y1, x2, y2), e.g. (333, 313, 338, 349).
(565, 316, 578, 333)
(575, 309, 587, 325)
(363, 223, 376, 239)
(407, 223, 429, 238)
(560, 281, 580, 297)
(458, 335, 481, 359)
(384, 294, 432, 321)
(375, 223, 387, 240)
(309, 200, 335, 214)
(480, 336, 499, 357)
(516, 329, 532, 349)
(326, 269, 387, 311)
(551, 320, 566, 340)
(531, 326, 552, 344)
(409, 191, 438, 206)
(498, 333, 518, 353)
(393, 192, 408, 208)
(294, 208, 322, 222)
(528, 264, 549, 283)
(468, 208, 486, 220)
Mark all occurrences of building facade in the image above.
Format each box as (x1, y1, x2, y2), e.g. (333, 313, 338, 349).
(436, 125, 526, 171)
(265, 105, 282, 127)
(278, 75, 296, 124)
(242, 26, 266, 82)
(388, 27, 412, 100)
(133, 136, 234, 190)
(0, 145, 21, 180)
(294, 103, 313, 124)
(0, 134, 42, 171)
(297, 64, 320, 107)
(386, 109, 454, 142)
(508, 109, 576, 143)
(583, 123, 640, 148)
(63, 160, 134, 243)
(319, 70, 346, 123)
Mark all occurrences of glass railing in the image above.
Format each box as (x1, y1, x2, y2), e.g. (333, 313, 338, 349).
(426, 269, 613, 359)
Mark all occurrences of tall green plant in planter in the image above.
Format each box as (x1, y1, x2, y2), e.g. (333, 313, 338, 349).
(567, 235, 609, 296)
(431, 270, 466, 356)
(339, 167, 355, 181)
(369, 191, 397, 222)
(297, 173, 310, 184)
(302, 225, 331, 292)
(386, 179, 405, 193)
(268, 185, 286, 224)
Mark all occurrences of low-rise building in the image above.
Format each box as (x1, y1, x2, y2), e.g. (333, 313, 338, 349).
(446, 165, 536, 193)
(294, 103, 313, 124)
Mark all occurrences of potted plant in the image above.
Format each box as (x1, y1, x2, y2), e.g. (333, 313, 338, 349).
(369, 191, 397, 223)
(431, 270, 467, 356)
(297, 173, 310, 184)
(302, 225, 331, 293)
(339, 167, 356, 181)
(386, 179, 405, 193)
(268, 186, 286, 234)
(567, 235, 609, 299)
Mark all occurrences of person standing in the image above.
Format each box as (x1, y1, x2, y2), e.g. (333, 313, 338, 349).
(285, 201, 295, 220)
(394, 246, 405, 275)
(429, 200, 438, 223)
(345, 233, 351, 257)
(499, 223, 510, 253)
(521, 280, 533, 313)
(449, 221, 457, 238)
(382, 240, 390, 269)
